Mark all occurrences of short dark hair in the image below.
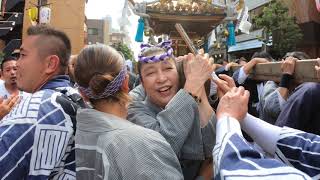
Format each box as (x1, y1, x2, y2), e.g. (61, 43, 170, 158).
(1, 56, 17, 70)
(283, 51, 310, 60)
(235, 57, 247, 64)
(27, 25, 71, 71)
(251, 51, 274, 61)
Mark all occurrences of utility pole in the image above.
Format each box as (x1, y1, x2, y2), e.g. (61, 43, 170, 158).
(37, 0, 42, 23)
(261, 28, 268, 53)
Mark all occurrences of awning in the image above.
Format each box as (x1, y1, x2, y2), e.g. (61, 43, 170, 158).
(228, 39, 271, 53)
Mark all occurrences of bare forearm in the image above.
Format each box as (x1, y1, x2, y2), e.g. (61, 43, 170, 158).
(198, 98, 214, 127)
(184, 80, 203, 98)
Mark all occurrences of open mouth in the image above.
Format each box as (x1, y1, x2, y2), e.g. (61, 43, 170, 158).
(157, 86, 172, 95)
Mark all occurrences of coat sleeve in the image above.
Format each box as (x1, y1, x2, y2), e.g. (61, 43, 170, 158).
(0, 123, 35, 179)
(128, 90, 210, 158)
(201, 113, 217, 158)
(106, 129, 184, 180)
(260, 81, 282, 124)
(275, 128, 320, 178)
(242, 114, 320, 179)
(129, 84, 146, 102)
(213, 116, 312, 180)
(275, 83, 320, 135)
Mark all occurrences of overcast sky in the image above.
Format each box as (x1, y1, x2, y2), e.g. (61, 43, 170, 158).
(84, 0, 221, 59)
(85, 0, 142, 59)
(85, 0, 124, 27)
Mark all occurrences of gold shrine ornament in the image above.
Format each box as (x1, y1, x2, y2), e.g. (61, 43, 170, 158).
(178, 0, 192, 5)
(160, 0, 170, 4)
(28, 7, 38, 22)
(236, 0, 245, 11)
(224, 29, 229, 37)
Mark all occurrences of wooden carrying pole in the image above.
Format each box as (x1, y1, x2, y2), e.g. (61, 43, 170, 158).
(174, 23, 319, 83)
(231, 59, 320, 83)
(174, 23, 198, 54)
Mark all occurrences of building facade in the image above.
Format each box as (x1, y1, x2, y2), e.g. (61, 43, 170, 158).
(87, 19, 104, 45)
(0, 0, 24, 58)
(282, 0, 320, 58)
(209, 0, 320, 61)
(109, 32, 126, 45)
(23, 0, 86, 54)
(87, 17, 111, 45)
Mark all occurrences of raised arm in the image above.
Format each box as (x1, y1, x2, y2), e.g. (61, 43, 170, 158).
(237, 58, 269, 84)
(277, 56, 297, 100)
(213, 87, 311, 179)
(183, 52, 215, 127)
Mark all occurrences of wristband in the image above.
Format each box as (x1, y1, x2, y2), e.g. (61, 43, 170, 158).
(279, 73, 293, 88)
(188, 92, 202, 104)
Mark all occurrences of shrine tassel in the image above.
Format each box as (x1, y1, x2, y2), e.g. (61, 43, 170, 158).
(227, 21, 236, 46)
(135, 17, 144, 42)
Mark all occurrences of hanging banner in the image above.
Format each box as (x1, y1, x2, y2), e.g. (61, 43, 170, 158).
(227, 21, 236, 46)
(235, 6, 249, 32)
(239, 20, 252, 34)
(39, 6, 51, 24)
(208, 29, 216, 48)
(135, 18, 144, 42)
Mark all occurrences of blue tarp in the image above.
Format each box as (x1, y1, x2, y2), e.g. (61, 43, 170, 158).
(228, 39, 272, 52)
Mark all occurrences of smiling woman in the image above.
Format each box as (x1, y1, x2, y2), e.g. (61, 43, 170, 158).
(128, 41, 217, 180)
(74, 44, 183, 180)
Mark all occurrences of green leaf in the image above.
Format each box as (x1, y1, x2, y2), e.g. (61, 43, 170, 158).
(253, 1, 303, 58)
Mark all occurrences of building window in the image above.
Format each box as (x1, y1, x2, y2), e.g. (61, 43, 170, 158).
(88, 28, 98, 35)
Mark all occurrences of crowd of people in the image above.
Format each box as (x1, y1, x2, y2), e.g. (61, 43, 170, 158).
(0, 24, 319, 179)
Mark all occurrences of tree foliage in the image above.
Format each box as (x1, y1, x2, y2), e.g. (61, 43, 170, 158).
(113, 42, 135, 61)
(254, 0, 303, 58)
(0, 52, 5, 63)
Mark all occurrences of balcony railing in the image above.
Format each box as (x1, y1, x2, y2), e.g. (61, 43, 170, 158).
(3, 39, 21, 57)
(4, 0, 24, 12)
(0, 13, 23, 37)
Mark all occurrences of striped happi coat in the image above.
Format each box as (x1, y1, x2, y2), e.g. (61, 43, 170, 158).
(0, 75, 76, 179)
(75, 108, 183, 180)
(128, 89, 216, 179)
(214, 115, 320, 179)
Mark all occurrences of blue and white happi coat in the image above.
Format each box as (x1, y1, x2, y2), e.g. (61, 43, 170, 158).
(0, 75, 77, 179)
(214, 114, 320, 180)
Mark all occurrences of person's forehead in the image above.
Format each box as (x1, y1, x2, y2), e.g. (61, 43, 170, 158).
(24, 35, 40, 44)
(141, 61, 160, 70)
(21, 35, 40, 50)
(141, 59, 174, 69)
(3, 60, 17, 67)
